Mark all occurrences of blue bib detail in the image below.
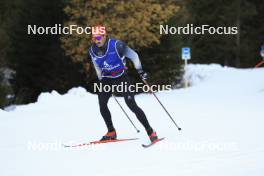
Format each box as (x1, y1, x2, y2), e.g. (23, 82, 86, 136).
(89, 39, 125, 78)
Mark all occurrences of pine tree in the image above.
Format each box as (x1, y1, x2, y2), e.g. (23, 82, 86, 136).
(61, 0, 179, 83)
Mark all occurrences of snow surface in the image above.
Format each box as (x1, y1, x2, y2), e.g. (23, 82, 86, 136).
(1, 64, 264, 176)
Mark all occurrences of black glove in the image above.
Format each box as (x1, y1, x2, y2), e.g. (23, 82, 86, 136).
(138, 69, 148, 80)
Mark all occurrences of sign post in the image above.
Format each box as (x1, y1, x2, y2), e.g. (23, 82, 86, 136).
(182, 47, 191, 88)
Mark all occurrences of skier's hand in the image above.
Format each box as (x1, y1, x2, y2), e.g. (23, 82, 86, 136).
(138, 69, 148, 80)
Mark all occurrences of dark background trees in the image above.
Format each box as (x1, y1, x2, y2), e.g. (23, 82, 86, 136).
(173, 0, 263, 67)
(2, 0, 87, 104)
(0, 0, 263, 106)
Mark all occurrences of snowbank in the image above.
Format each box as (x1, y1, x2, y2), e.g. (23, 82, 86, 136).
(185, 64, 224, 85)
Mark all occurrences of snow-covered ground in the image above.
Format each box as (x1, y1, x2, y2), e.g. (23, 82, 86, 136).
(1, 64, 264, 176)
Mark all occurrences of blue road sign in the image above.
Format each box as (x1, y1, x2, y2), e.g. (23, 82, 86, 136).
(182, 47, 191, 60)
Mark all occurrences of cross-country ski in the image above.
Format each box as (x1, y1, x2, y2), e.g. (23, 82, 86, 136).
(63, 138, 138, 148)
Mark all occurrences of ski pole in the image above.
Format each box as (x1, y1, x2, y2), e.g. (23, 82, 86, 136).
(112, 95, 140, 133)
(142, 80, 182, 131)
(255, 59, 264, 68)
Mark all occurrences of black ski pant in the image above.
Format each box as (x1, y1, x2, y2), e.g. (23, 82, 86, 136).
(97, 74, 153, 135)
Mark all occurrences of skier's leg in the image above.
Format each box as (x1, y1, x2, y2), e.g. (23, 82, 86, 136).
(98, 80, 115, 132)
(118, 75, 154, 135)
(125, 93, 158, 142)
(124, 93, 153, 135)
(124, 92, 154, 134)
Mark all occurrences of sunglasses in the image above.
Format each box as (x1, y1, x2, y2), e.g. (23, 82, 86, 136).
(92, 35, 104, 42)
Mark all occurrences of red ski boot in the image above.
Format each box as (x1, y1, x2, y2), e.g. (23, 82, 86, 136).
(148, 131, 158, 142)
(100, 131, 117, 141)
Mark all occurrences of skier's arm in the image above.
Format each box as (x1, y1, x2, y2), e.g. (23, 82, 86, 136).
(87, 50, 102, 80)
(91, 59, 102, 80)
(124, 47, 143, 71)
(116, 41, 148, 80)
(116, 41, 143, 71)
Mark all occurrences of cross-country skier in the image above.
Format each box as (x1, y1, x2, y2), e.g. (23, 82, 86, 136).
(87, 26, 158, 142)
